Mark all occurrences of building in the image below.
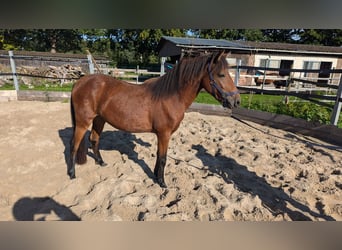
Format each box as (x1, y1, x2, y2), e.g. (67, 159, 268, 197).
(157, 36, 342, 86)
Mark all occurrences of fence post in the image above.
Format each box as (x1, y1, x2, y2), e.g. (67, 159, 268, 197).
(8, 51, 19, 91)
(160, 57, 166, 76)
(87, 54, 95, 74)
(136, 65, 139, 84)
(330, 75, 342, 125)
(261, 58, 270, 94)
(234, 59, 241, 86)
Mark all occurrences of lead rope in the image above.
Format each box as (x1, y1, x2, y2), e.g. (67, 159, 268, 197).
(230, 114, 270, 135)
(230, 113, 297, 142)
(230, 113, 336, 147)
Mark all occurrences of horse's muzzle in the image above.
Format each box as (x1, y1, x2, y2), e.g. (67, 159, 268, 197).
(223, 94, 240, 109)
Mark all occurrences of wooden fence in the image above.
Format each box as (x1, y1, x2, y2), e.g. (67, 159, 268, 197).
(1, 50, 341, 126)
(0, 51, 159, 86)
(230, 65, 342, 126)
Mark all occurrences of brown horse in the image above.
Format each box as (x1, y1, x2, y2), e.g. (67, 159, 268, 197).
(68, 51, 240, 188)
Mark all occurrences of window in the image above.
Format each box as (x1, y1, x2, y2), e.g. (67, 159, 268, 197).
(259, 59, 280, 68)
(302, 61, 332, 84)
(303, 61, 320, 70)
(259, 58, 293, 76)
(303, 61, 320, 77)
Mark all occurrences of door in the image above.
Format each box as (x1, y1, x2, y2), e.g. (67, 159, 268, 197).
(318, 61, 332, 84)
(279, 60, 293, 76)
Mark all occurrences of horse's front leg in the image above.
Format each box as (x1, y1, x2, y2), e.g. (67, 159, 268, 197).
(154, 154, 167, 188)
(154, 132, 171, 188)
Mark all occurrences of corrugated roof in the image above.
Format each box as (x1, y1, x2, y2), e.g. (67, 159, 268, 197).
(235, 41, 342, 54)
(157, 36, 342, 57)
(160, 36, 250, 49)
(157, 36, 251, 57)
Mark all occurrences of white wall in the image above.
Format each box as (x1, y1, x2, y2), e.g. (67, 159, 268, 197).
(254, 53, 338, 79)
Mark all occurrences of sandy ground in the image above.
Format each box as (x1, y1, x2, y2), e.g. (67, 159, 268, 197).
(0, 101, 341, 221)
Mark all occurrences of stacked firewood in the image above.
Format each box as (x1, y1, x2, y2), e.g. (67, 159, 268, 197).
(19, 64, 84, 78)
(17, 64, 85, 85)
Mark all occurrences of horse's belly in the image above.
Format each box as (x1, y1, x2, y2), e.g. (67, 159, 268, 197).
(101, 106, 153, 133)
(100, 91, 153, 133)
(108, 117, 152, 133)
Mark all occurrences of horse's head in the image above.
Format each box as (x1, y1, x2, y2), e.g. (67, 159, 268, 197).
(201, 51, 240, 109)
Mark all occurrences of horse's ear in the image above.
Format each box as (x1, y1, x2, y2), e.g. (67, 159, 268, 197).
(213, 50, 226, 63)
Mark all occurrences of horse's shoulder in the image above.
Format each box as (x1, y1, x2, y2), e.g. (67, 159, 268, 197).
(143, 77, 159, 85)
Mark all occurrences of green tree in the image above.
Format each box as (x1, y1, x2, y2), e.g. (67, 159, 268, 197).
(260, 29, 296, 43)
(298, 29, 342, 46)
(43, 29, 82, 53)
(0, 29, 82, 53)
(194, 29, 242, 40)
(137, 29, 186, 65)
(79, 29, 113, 58)
(1, 29, 36, 50)
(242, 29, 264, 41)
(193, 29, 300, 43)
(107, 29, 187, 66)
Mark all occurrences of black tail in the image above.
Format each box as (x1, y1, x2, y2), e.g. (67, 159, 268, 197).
(70, 96, 87, 165)
(70, 97, 75, 128)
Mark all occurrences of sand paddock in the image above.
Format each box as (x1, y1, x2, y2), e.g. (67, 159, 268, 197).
(0, 101, 341, 221)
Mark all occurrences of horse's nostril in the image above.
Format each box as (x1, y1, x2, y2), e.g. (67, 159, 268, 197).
(235, 99, 241, 107)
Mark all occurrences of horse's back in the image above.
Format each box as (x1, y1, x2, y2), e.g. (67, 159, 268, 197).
(72, 74, 126, 104)
(72, 74, 120, 93)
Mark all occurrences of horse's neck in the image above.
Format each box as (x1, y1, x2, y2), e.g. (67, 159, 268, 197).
(177, 79, 202, 110)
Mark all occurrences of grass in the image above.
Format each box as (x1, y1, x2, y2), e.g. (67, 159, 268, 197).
(0, 83, 17, 90)
(195, 91, 342, 128)
(0, 82, 74, 92)
(195, 91, 290, 107)
(194, 91, 221, 105)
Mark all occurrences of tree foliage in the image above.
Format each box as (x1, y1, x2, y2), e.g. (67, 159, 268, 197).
(1, 29, 342, 66)
(296, 29, 342, 46)
(1, 29, 82, 53)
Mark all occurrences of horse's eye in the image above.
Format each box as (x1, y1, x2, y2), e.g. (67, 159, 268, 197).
(218, 73, 225, 78)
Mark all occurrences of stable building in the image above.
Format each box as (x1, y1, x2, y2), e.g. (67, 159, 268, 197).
(157, 36, 342, 86)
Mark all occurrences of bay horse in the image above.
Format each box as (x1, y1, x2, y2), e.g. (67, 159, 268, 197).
(68, 51, 240, 188)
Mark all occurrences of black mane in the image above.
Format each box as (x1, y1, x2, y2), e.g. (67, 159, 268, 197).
(147, 52, 227, 100)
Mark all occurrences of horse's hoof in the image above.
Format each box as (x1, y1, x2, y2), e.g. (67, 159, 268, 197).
(158, 179, 167, 188)
(69, 174, 76, 179)
(96, 161, 108, 167)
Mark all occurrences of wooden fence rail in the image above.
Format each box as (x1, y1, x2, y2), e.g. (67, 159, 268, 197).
(1, 51, 341, 126)
(232, 65, 342, 126)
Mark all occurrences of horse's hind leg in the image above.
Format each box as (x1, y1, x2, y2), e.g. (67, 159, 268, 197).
(69, 126, 88, 179)
(90, 116, 107, 166)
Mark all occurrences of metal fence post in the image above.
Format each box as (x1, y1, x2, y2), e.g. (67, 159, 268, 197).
(261, 58, 269, 94)
(8, 51, 19, 91)
(234, 59, 241, 86)
(160, 57, 166, 76)
(136, 65, 139, 84)
(87, 54, 95, 74)
(330, 75, 342, 125)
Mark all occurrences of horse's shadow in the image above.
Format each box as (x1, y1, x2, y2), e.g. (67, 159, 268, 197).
(12, 197, 80, 221)
(191, 144, 335, 221)
(58, 128, 155, 180)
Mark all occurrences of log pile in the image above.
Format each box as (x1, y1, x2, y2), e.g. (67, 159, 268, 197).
(17, 64, 85, 85)
(0, 64, 11, 86)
